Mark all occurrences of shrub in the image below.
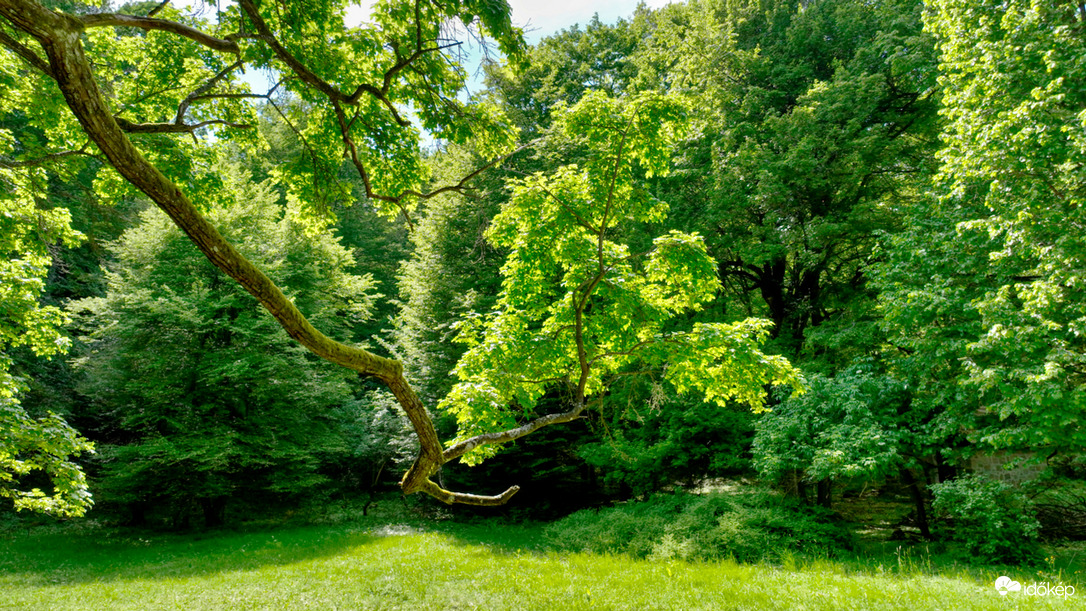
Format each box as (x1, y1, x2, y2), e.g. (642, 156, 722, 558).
(930, 474, 1042, 565)
(543, 488, 854, 562)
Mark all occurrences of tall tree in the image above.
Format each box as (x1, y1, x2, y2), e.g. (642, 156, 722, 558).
(439, 91, 802, 469)
(71, 165, 373, 526)
(880, 0, 1086, 460)
(0, 160, 93, 516)
(639, 0, 940, 359)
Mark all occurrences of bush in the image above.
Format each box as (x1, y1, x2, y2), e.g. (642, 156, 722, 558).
(930, 474, 1042, 565)
(543, 488, 854, 562)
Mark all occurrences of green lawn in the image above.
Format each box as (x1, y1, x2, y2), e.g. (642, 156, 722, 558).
(1, 518, 1082, 610)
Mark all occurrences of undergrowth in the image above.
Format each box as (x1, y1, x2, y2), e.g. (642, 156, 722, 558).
(543, 488, 855, 562)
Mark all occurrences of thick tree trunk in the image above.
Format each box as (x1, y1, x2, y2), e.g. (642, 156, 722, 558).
(900, 467, 931, 538)
(816, 478, 832, 508)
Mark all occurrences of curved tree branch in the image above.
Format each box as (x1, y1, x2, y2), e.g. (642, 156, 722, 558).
(80, 13, 240, 54)
(443, 402, 587, 463)
(114, 117, 251, 133)
(0, 0, 521, 507)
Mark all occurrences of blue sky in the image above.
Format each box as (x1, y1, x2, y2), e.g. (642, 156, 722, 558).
(490, 0, 670, 42)
(347, 0, 673, 88)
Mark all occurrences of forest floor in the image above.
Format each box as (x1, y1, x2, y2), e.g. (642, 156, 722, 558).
(1, 499, 1083, 610)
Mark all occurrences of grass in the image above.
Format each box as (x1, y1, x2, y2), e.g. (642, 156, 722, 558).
(2, 508, 1084, 611)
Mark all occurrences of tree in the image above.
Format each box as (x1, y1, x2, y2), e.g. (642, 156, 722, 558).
(439, 91, 802, 469)
(635, 0, 940, 358)
(71, 165, 373, 526)
(876, 0, 1086, 481)
(484, 12, 642, 137)
(0, 160, 93, 517)
(913, 0, 1086, 456)
(0, 0, 799, 505)
(752, 365, 905, 508)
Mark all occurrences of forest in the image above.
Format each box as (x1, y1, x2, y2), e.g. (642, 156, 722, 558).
(1, 0, 1085, 608)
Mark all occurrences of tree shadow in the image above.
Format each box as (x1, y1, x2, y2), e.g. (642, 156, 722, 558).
(0, 522, 380, 587)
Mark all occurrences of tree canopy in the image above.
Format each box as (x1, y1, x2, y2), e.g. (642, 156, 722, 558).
(0, 0, 803, 510)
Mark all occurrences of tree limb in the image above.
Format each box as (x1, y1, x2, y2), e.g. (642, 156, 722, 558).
(443, 402, 587, 462)
(114, 117, 251, 133)
(0, 146, 100, 168)
(80, 13, 240, 54)
(0, 27, 53, 77)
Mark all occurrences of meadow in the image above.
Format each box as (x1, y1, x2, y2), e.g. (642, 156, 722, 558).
(2, 505, 1083, 611)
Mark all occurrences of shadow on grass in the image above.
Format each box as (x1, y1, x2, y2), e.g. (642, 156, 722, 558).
(0, 522, 383, 587)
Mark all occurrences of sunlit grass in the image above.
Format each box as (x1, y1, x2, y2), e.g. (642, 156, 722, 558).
(1, 519, 1083, 610)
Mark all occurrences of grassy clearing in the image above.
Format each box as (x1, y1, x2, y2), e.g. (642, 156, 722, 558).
(1, 514, 1083, 611)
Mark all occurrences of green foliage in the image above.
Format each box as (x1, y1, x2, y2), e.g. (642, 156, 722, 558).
(544, 490, 854, 562)
(440, 91, 801, 463)
(878, 0, 1086, 469)
(753, 365, 907, 485)
(579, 387, 756, 496)
(217, 0, 525, 219)
(70, 165, 376, 525)
(639, 0, 940, 356)
(485, 13, 642, 136)
(326, 389, 417, 494)
(0, 162, 93, 517)
(914, 0, 1086, 454)
(393, 145, 507, 404)
(930, 474, 1043, 566)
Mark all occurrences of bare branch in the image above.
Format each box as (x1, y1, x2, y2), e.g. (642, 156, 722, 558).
(146, 0, 170, 17)
(443, 402, 587, 463)
(114, 116, 251, 133)
(418, 479, 520, 506)
(80, 13, 240, 54)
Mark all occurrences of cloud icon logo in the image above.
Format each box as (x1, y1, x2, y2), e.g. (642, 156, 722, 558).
(995, 576, 1022, 595)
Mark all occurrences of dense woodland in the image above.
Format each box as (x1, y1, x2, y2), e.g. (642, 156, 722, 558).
(1, 0, 1085, 570)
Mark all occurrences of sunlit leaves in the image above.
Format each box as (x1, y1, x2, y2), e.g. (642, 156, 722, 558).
(439, 92, 801, 463)
(0, 165, 94, 517)
(888, 0, 1086, 454)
